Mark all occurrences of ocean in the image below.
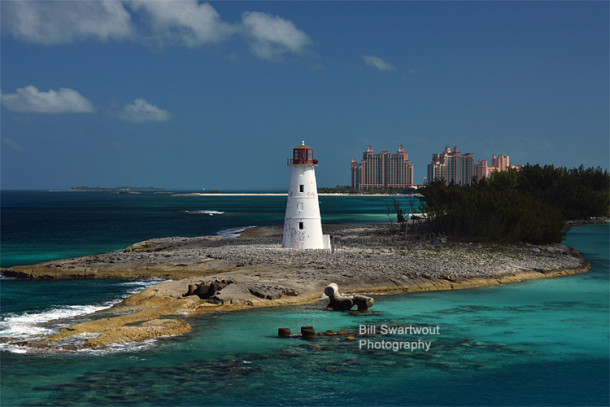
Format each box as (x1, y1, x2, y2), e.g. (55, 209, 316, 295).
(1, 191, 608, 406)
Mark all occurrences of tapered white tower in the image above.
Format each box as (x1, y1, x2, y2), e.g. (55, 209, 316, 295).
(282, 142, 330, 249)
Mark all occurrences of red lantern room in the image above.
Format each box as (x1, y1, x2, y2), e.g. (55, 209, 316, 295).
(288, 141, 318, 166)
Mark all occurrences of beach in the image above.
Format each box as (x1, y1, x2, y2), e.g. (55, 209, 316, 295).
(0, 223, 589, 351)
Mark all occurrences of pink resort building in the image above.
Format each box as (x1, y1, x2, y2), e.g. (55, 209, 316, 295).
(351, 145, 415, 190)
(426, 145, 475, 186)
(474, 154, 523, 181)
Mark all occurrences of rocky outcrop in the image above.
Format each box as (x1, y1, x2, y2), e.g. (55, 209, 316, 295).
(248, 285, 299, 300)
(352, 294, 375, 311)
(324, 283, 374, 311)
(324, 283, 354, 311)
(0, 224, 591, 352)
(184, 278, 237, 300)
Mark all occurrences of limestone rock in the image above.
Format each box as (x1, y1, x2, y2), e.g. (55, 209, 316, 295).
(352, 294, 375, 311)
(245, 284, 299, 300)
(324, 283, 354, 311)
(183, 278, 236, 299)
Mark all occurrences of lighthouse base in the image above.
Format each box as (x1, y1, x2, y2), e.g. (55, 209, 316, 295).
(322, 234, 331, 250)
(281, 218, 330, 250)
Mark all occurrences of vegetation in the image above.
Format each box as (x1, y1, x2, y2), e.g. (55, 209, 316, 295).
(418, 164, 609, 244)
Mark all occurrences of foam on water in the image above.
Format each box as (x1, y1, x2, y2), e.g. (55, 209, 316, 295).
(76, 337, 163, 355)
(0, 303, 112, 338)
(0, 279, 165, 354)
(217, 226, 256, 237)
(184, 210, 225, 215)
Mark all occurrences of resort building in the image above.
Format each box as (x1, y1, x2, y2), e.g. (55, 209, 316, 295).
(351, 145, 415, 190)
(426, 146, 474, 186)
(492, 154, 510, 172)
(474, 154, 523, 181)
(474, 159, 489, 182)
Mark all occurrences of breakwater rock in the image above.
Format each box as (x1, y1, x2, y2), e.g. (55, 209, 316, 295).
(0, 224, 590, 351)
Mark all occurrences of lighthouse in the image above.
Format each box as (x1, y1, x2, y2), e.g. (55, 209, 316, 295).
(282, 142, 330, 249)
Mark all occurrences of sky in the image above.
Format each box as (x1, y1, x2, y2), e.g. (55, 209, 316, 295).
(1, 1, 608, 190)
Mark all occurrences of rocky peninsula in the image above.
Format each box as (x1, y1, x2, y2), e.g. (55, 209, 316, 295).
(0, 224, 590, 351)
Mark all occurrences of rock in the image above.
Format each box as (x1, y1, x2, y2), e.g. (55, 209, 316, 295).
(124, 241, 168, 253)
(248, 284, 286, 300)
(184, 278, 236, 299)
(352, 294, 374, 311)
(278, 328, 291, 337)
(282, 288, 298, 296)
(328, 296, 353, 311)
(324, 283, 355, 311)
(185, 284, 198, 296)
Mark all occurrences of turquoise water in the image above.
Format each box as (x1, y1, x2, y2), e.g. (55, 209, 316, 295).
(0, 192, 608, 406)
(1, 191, 414, 268)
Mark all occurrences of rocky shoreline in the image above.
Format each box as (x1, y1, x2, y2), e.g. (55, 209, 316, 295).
(0, 224, 590, 351)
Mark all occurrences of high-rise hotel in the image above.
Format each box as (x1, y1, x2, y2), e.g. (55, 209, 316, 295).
(474, 154, 522, 181)
(426, 146, 475, 186)
(351, 145, 415, 190)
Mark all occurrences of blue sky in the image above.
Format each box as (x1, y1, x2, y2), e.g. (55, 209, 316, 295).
(1, 1, 608, 190)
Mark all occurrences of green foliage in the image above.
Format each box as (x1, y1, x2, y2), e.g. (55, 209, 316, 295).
(513, 164, 609, 219)
(419, 164, 609, 244)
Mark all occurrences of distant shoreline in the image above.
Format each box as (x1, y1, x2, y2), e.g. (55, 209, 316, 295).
(173, 193, 288, 197)
(172, 192, 421, 197)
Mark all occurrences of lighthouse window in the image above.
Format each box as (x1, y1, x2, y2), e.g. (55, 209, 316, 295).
(299, 184, 304, 193)
(298, 222, 304, 230)
(293, 150, 299, 160)
(308, 150, 313, 160)
(297, 202, 303, 211)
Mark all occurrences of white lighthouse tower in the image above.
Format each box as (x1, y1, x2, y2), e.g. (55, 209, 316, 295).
(282, 142, 330, 249)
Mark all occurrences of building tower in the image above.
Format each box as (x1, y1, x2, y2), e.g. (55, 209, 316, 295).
(350, 145, 414, 190)
(282, 142, 330, 249)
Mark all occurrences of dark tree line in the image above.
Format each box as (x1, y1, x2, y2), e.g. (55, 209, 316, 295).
(418, 164, 609, 244)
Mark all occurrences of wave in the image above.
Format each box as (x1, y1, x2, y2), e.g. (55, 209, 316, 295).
(0, 279, 165, 354)
(184, 210, 225, 216)
(76, 337, 163, 355)
(216, 226, 256, 238)
(0, 303, 113, 339)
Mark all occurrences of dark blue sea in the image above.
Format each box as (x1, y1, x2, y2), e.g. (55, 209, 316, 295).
(1, 191, 608, 406)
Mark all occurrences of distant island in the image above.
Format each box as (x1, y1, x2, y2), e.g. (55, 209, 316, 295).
(67, 186, 166, 192)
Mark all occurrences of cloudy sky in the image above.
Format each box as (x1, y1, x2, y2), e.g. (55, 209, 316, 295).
(1, 1, 608, 190)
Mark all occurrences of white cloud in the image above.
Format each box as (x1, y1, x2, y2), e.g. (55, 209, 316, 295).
(1, 0, 133, 45)
(361, 55, 396, 71)
(128, 0, 235, 47)
(241, 11, 311, 60)
(2, 1, 312, 60)
(1, 86, 95, 114)
(119, 98, 172, 123)
(2, 137, 25, 152)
